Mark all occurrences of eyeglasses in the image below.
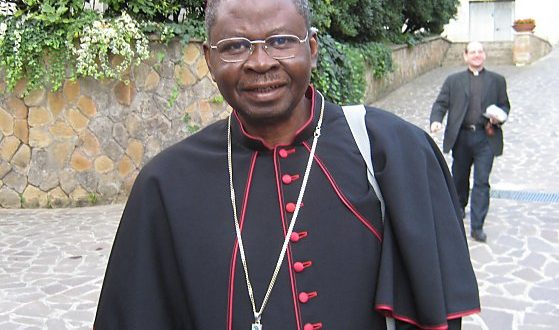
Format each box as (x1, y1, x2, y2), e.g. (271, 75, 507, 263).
(210, 31, 308, 63)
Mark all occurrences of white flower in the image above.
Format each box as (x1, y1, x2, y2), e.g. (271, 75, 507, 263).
(0, 2, 16, 16)
(73, 13, 149, 79)
(0, 22, 7, 35)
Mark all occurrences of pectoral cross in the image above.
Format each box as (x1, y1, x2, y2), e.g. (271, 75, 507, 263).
(251, 323, 262, 330)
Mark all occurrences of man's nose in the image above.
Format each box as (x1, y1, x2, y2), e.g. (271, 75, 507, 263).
(245, 43, 277, 70)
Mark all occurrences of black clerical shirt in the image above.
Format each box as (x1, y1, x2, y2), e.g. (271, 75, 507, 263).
(463, 69, 485, 126)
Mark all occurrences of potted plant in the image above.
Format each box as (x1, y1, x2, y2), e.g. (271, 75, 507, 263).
(513, 18, 536, 32)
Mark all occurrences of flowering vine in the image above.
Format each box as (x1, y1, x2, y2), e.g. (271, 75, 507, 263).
(0, 0, 205, 96)
(73, 12, 149, 82)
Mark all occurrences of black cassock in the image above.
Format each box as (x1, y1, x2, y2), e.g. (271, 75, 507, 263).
(95, 87, 479, 330)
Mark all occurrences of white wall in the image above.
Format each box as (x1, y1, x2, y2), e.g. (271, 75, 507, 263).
(515, 0, 559, 45)
(443, 0, 559, 45)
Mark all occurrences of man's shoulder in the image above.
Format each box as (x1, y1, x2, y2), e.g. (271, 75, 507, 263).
(483, 68, 506, 80)
(364, 106, 428, 139)
(361, 106, 440, 165)
(364, 105, 415, 126)
(140, 119, 227, 176)
(328, 102, 422, 137)
(447, 69, 468, 81)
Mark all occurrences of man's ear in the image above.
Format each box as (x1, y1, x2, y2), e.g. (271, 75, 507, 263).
(309, 29, 319, 69)
(203, 43, 217, 81)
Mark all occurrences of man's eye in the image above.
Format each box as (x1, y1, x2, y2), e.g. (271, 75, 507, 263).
(268, 36, 295, 48)
(220, 40, 250, 54)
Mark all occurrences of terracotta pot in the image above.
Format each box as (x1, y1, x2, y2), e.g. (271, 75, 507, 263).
(513, 23, 535, 32)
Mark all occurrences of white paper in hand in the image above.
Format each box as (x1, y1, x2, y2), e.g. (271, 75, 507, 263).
(484, 104, 508, 122)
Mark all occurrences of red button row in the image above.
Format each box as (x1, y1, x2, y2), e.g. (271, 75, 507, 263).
(290, 229, 319, 329)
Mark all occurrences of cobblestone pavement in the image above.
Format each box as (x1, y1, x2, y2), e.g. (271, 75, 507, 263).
(1, 48, 558, 329)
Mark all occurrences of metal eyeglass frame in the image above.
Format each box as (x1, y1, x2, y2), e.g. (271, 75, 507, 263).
(210, 31, 309, 63)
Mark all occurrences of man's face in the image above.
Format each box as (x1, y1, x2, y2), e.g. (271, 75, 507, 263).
(204, 0, 318, 126)
(464, 42, 486, 71)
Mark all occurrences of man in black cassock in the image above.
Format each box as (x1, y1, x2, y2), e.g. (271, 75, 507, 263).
(94, 0, 480, 329)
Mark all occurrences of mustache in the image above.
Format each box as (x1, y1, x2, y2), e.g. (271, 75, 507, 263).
(242, 73, 283, 85)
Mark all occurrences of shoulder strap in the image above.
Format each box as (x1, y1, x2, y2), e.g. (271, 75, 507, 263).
(341, 105, 385, 221)
(341, 104, 392, 330)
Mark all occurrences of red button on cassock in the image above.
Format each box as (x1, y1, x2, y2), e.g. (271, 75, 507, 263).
(303, 323, 323, 330)
(298, 291, 317, 303)
(282, 174, 293, 184)
(279, 148, 295, 158)
(285, 202, 296, 213)
(290, 232, 300, 242)
(282, 174, 300, 185)
(293, 261, 312, 273)
(290, 231, 308, 243)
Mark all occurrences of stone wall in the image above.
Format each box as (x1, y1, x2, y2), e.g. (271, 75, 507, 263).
(513, 33, 553, 66)
(364, 37, 450, 104)
(0, 40, 229, 208)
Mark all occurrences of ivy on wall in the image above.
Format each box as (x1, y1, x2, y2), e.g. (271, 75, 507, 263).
(0, 0, 205, 95)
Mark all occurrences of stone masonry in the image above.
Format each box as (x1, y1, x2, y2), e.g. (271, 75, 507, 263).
(0, 40, 230, 208)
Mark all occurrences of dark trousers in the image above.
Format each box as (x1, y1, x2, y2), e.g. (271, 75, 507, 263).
(451, 128, 495, 230)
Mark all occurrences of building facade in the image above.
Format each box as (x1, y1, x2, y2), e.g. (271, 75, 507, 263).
(443, 0, 559, 45)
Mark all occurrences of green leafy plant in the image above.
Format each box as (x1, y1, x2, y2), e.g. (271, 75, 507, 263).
(72, 12, 149, 81)
(182, 113, 200, 134)
(209, 95, 224, 104)
(101, 0, 181, 22)
(358, 42, 393, 80)
(402, 0, 460, 34)
(156, 51, 166, 62)
(101, 0, 205, 25)
(0, 6, 99, 93)
(311, 33, 393, 104)
(307, 0, 457, 103)
(0, 0, 205, 95)
(167, 84, 180, 108)
(19, 193, 26, 207)
(310, 0, 458, 43)
(514, 18, 535, 25)
(140, 20, 205, 44)
(88, 192, 98, 205)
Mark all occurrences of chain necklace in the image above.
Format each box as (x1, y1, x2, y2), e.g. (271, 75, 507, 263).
(227, 92, 325, 330)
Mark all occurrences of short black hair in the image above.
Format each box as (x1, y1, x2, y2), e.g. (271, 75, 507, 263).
(205, 0, 311, 37)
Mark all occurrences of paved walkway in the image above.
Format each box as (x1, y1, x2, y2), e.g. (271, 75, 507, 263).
(1, 48, 558, 329)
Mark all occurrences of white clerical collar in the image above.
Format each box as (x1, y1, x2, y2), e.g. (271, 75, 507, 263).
(469, 67, 484, 76)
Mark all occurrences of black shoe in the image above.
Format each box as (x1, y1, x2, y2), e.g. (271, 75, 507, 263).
(471, 229, 487, 243)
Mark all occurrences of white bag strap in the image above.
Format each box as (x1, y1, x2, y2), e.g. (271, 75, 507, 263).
(341, 105, 386, 221)
(342, 105, 393, 330)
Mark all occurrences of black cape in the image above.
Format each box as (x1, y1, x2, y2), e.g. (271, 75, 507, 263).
(95, 87, 479, 329)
